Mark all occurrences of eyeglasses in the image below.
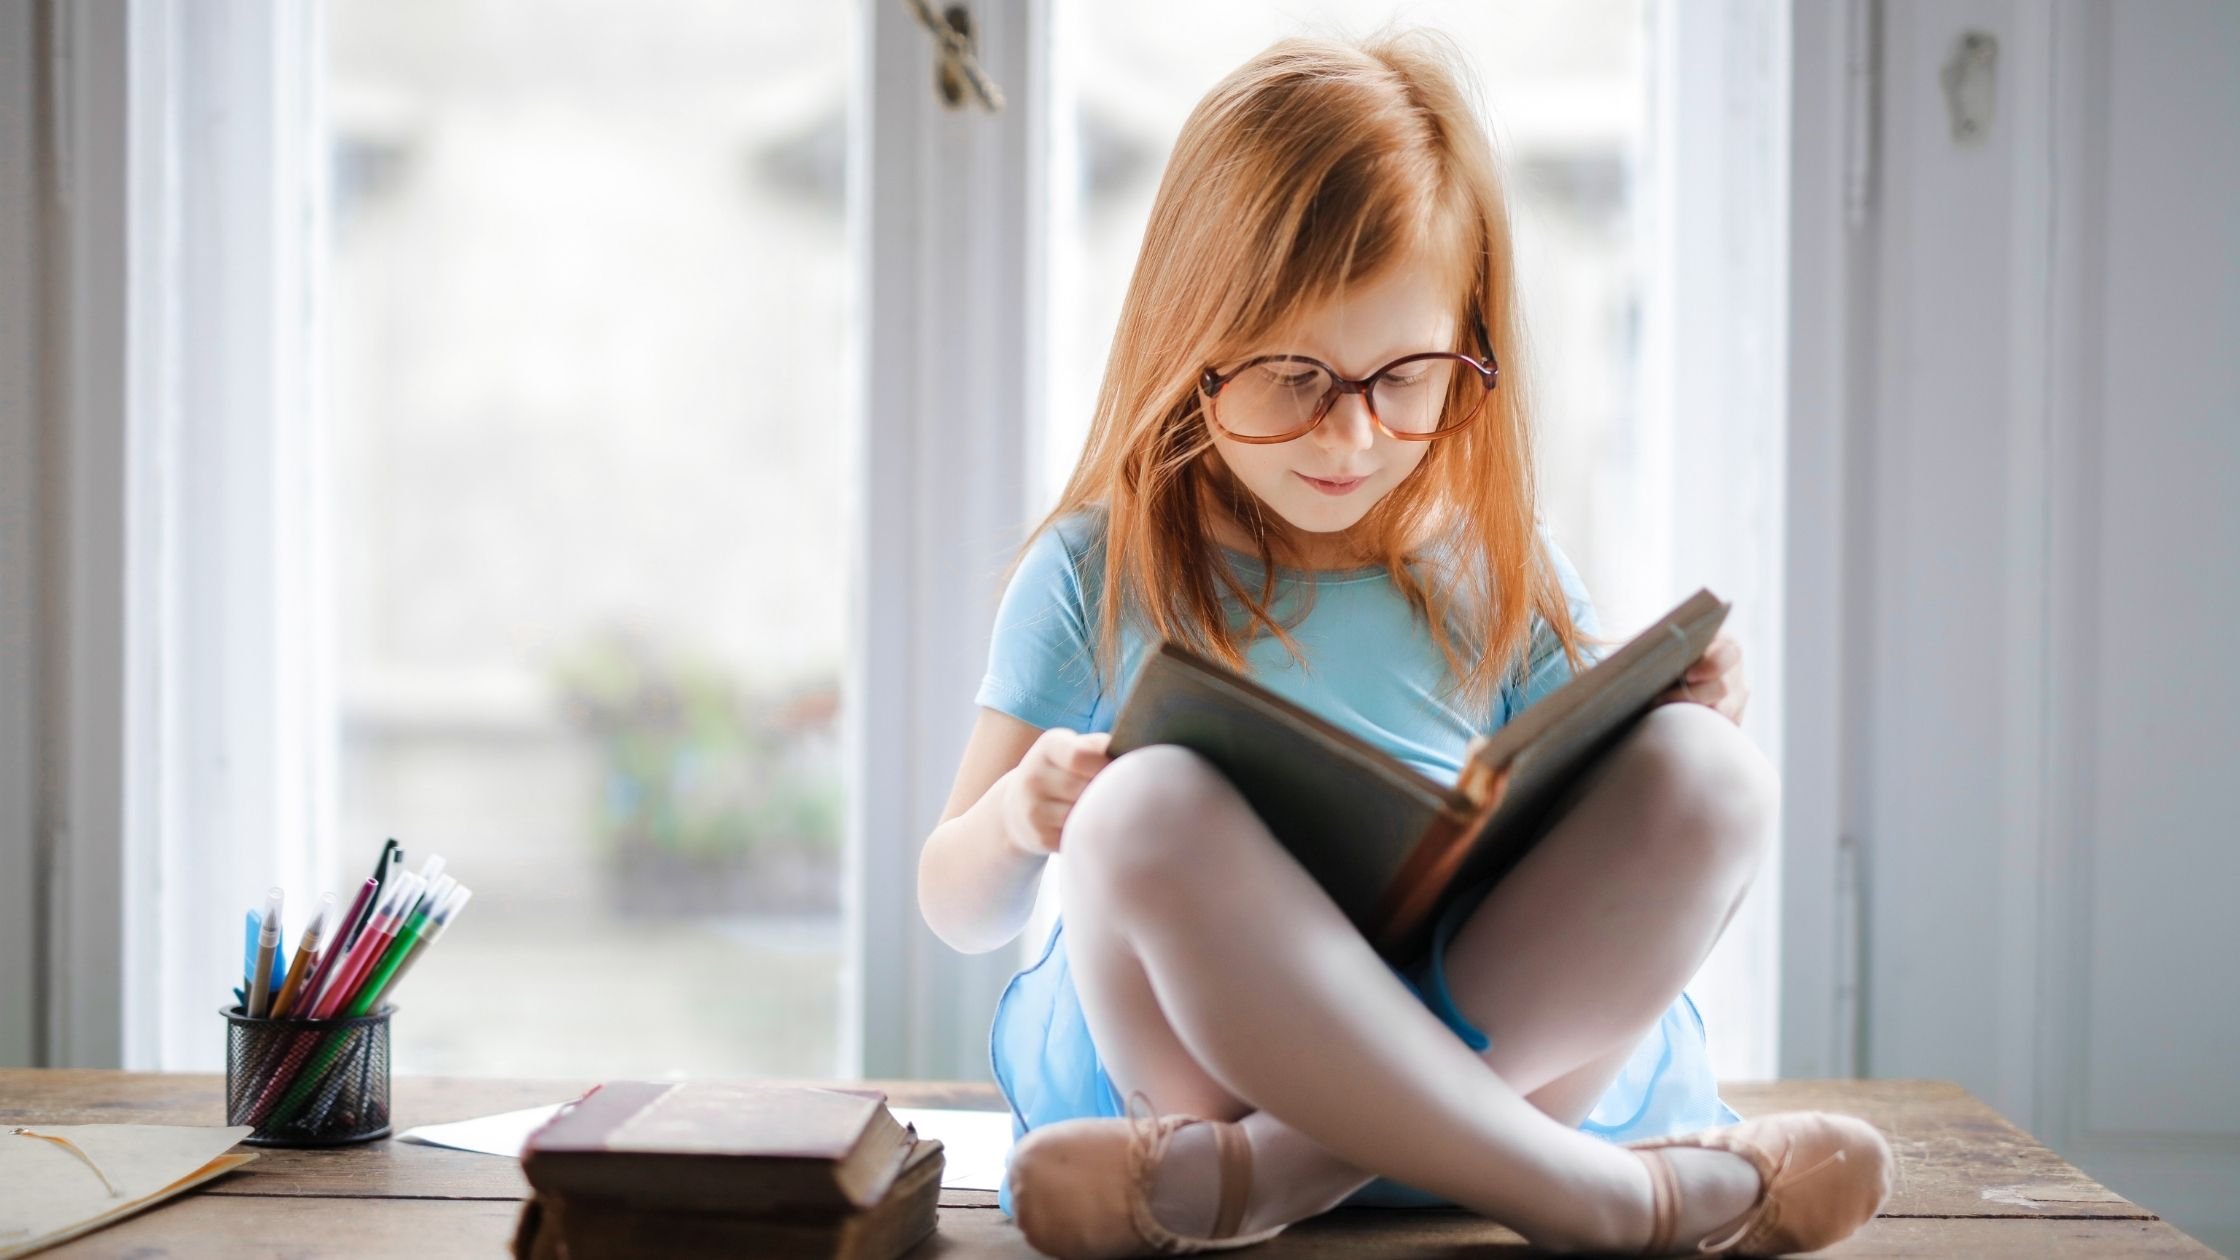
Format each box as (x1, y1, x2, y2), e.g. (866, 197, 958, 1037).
(1198, 314, 1499, 444)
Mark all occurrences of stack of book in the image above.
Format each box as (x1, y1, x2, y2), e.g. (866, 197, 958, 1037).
(512, 1081, 944, 1260)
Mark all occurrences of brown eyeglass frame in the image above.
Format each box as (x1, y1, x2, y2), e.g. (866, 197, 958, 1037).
(1198, 312, 1500, 444)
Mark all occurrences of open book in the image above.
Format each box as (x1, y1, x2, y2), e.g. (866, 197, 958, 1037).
(1, 1123, 256, 1259)
(1106, 588, 1730, 963)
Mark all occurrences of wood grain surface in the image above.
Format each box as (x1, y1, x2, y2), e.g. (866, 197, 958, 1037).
(0, 1072, 2211, 1257)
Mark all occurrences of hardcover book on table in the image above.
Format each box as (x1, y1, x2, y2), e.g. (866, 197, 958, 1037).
(515, 1133, 944, 1260)
(520, 1081, 926, 1218)
(1107, 588, 1730, 963)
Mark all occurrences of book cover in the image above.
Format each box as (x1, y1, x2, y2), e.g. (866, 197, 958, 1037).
(1107, 588, 1730, 962)
(522, 1081, 918, 1217)
(513, 1138, 945, 1260)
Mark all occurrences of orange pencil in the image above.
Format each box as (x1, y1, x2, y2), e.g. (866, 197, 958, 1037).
(270, 891, 336, 1019)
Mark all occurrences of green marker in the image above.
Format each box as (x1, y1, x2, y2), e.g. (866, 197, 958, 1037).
(366, 883, 472, 1008)
(347, 878, 447, 1016)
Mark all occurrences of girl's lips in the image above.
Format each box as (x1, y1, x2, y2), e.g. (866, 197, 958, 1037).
(1297, 472, 1368, 495)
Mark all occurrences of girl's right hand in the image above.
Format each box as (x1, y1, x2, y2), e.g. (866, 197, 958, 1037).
(1002, 728, 1113, 856)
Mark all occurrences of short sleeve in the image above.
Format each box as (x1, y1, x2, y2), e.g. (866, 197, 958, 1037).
(1503, 526, 1605, 723)
(974, 520, 1104, 731)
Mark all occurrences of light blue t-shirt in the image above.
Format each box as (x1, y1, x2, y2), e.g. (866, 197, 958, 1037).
(973, 509, 1606, 772)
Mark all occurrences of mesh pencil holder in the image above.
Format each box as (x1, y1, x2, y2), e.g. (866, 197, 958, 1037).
(222, 1004, 394, 1146)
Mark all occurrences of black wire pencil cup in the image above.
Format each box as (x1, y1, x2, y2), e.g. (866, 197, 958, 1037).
(223, 841, 473, 1147)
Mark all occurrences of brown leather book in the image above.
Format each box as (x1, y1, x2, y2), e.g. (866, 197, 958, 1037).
(520, 1081, 918, 1218)
(513, 1136, 944, 1260)
(1108, 588, 1730, 962)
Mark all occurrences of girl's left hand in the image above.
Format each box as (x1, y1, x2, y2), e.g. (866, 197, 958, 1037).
(1655, 630, 1748, 725)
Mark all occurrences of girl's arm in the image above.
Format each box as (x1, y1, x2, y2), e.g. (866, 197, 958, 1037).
(918, 708, 1107, 954)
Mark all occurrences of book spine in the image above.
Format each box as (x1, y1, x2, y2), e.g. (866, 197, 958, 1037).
(1369, 803, 1486, 960)
(1455, 753, 1499, 810)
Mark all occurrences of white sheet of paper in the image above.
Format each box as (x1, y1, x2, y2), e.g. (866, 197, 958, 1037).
(396, 1102, 567, 1158)
(890, 1106, 1014, 1192)
(398, 1101, 1017, 1191)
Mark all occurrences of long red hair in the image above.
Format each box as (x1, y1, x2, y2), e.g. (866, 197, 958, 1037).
(1022, 30, 1591, 714)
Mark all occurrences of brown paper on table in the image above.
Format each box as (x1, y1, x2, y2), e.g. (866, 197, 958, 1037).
(0, 1123, 257, 1259)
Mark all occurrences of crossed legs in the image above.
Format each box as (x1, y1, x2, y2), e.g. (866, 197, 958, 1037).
(1055, 702, 1777, 1253)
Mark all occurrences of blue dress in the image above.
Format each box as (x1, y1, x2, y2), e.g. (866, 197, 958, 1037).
(975, 512, 1741, 1214)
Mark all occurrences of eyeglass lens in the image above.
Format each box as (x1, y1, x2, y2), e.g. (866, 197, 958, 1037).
(1214, 357, 1481, 440)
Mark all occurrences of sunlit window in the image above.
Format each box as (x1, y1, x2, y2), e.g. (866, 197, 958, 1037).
(323, 0, 854, 1078)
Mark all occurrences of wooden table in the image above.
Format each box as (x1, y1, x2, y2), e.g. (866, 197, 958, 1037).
(0, 1072, 2213, 1257)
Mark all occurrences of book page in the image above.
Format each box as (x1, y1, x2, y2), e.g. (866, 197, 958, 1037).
(1, 1124, 255, 1259)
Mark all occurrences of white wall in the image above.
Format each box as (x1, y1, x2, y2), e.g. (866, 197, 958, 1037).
(1847, 1, 2240, 1250)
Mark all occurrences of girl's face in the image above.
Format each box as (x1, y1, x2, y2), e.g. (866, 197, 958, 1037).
(1204, 248, 1456, 561)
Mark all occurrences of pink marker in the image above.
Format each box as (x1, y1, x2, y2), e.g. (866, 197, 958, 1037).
(311, 873, 422, 1019)
(294, 877, 376, 1017)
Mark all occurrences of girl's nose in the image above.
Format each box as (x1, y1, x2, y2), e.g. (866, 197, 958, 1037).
(1313, 390, 1378, 451)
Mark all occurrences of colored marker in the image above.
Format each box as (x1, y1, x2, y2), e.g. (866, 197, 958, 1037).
(347, 839, 401, 951)
(369, 884, 471, 1007)
(296, 877, 376, 1016)
(360, 880, 463, 1010)
(247, 888, 284, 1017)
(312, 872, 423, 1019)
(270, 892, 336, 1019)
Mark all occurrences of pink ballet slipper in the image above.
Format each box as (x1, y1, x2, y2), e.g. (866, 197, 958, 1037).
(1006, 1089, 1289, 1259)
(1627, 1110, 1895, 1256)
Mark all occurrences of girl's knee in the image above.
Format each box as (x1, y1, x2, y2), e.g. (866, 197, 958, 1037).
(1619, 704, 1779, 875)
(1061, 744, 1240, 883)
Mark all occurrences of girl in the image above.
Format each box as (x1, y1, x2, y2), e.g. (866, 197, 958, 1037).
(917, 31, 1892, 1259)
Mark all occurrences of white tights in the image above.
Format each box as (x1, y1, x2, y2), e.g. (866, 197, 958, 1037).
(1056, 701, 1777, 1254)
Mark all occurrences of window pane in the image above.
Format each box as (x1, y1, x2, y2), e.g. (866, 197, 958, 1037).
(1047, 2, 1657, 624)
(323, 0, 854, 1078)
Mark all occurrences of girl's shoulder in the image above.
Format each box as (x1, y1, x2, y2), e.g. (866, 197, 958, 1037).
(1042, 505, 1109, 565)
(1004, 506, 1112, 620)
(1022, 505, 1107, 568)
(983, 512, 1109, 730)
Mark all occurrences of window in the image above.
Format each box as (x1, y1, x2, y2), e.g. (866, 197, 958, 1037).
(323, 1, 856, 1078)
(25, 0, 1779, 1083)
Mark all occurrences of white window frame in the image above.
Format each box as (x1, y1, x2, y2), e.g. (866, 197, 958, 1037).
(13, 0, 328, 1069)
(1638, 0, 1800, 1082)
(848, 0, 1052, 1080)
(1777, 0, 1869, 1080)
(7, 0, 1051, 1080)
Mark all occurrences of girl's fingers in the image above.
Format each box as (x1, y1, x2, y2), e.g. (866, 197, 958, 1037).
(1037, 753, 1105, 803)
(1658, 676, 1732, 710)
(1037, 762, 1093, 803)
(1655, 650, 1750, 723)
(1037, 729, 1110, 776)
(1687, 634, 1741, 682)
